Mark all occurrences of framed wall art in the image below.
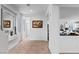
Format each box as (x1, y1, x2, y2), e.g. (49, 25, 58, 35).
(32, 20, 43, 28)
(3, 20, 11, 28)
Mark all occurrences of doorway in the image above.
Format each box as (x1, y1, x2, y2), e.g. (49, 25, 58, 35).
(22, 17, 30, 40)
(47, 24, 49, 41)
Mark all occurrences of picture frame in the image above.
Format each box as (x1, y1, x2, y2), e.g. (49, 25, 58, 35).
(3, 20, 11, 28)
(32, 20, 43, 28)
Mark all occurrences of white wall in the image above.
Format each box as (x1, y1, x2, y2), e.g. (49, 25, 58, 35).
(49, 5, 79, 54)
(0, 4, 8, 53)
(2, 5, 22, 35)
(2, 9, 14, 31)
(49, 5, 59, 54)
(21, 15, 47, 41)
(59, 7, 79, 53)
(30, 15, 47, 41)
(16, 13, 22, 34)
(1, 4, 22, 50)
(0, 31, 8, 53)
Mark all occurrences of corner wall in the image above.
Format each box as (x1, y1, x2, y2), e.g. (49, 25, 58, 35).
(59, 7, 79, 53)
(49, 5, 79, 54)
(49, 5, 59, 53)
(0, 4, 8, 53)
(1, 4, 22, 50)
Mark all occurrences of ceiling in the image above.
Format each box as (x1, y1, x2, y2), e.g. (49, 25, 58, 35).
(6, 4, 79, 19)
(6, 4, 48, 16)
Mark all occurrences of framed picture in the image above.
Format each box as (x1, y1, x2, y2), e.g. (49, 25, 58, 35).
(3, 20, 11, 28)
(32, 20, 43, 28)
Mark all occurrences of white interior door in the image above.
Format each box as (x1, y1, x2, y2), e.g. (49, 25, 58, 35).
(25, 18, 30, 39)
(22, 17, 30, 40)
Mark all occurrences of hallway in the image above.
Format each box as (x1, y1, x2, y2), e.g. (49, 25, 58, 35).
(8, 39, 51, 54)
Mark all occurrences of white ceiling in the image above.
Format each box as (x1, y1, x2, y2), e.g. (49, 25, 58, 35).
(6, 4, 48, 16)
(6, 4, 79, 19)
